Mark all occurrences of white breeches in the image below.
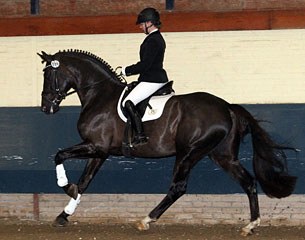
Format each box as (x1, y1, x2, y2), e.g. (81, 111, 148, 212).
(123, 82, 166, 106)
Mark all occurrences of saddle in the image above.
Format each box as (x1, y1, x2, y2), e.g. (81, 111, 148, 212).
(117, 81, 175, 122)
(117, 81, 175, 153)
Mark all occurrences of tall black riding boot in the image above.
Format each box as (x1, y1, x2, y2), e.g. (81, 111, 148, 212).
(124, 100, 148, 146)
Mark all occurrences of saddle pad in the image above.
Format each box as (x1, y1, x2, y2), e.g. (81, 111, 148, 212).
(117, 87, 174, 122)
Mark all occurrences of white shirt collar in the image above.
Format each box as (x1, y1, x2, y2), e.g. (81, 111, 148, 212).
(148, 29, 159, 35)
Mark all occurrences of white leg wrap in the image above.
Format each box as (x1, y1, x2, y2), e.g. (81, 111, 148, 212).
(56, 164, 68, 187)
(64, 194, 81, 215)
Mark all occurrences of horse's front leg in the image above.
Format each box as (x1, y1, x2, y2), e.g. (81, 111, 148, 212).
(53, 157, 106, 227)
(54, 142, 98, 197)
(52, 142, 107, 227)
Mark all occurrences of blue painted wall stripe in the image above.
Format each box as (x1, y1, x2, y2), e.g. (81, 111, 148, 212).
(0, 104, 304, 194)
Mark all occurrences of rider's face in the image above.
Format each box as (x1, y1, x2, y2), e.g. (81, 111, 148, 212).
(139, 21, 152, 34)
(139, 22, 146, 32)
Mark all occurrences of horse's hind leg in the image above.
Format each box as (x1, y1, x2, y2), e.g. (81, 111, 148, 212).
(210, 146, 260, 236)
(137, 151, 195, 230)
(53, 158, 105, 227)
(137, 131, 225, 231)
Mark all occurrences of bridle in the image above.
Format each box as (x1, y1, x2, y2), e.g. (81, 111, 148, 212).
(41, 60, 127, 110)
(41, 60, 74, 109)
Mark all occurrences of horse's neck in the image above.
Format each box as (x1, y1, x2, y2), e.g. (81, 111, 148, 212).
(70, 58, 125, 109)
(77, 77, 123, 110)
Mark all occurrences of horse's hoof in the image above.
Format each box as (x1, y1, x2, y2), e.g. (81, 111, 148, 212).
(241, 218, 260, 236)
(240, 228, 253, 237)
(135, 221, 150, 231)
(52, 215, 69, 227)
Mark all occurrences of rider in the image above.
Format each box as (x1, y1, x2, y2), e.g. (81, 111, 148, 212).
(121, 7, 169, 146)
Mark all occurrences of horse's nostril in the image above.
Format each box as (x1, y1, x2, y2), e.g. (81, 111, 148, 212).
(41, 106, 47, 112)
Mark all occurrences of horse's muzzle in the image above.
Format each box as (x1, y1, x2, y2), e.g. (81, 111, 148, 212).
(41, 104, 59, 114)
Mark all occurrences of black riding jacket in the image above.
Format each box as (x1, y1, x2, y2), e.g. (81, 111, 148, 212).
(125, 30, 169, 83)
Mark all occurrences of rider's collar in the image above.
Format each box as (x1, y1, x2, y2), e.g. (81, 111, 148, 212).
(148, 29, 158, 35)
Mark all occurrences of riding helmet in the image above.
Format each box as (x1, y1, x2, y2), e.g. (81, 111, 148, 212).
(136, 7, 161, 27)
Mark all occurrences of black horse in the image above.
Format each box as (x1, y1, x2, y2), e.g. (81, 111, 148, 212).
(38, 50, 296, 236)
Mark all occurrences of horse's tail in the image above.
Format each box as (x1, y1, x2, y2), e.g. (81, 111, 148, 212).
(229, 104, 297, 198)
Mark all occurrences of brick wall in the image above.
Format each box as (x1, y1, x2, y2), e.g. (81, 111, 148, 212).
(1, 194, 305, 226)
(1, 0, 305, 18)
(2, 1, 305, 36)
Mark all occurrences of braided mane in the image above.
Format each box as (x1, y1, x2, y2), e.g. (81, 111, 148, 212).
(57, 49, 125, 83)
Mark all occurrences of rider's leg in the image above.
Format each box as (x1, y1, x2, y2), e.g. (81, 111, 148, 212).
(123, 82, 165, 146)
(124, 100, 148, 145)
(123, 82, 166, 106)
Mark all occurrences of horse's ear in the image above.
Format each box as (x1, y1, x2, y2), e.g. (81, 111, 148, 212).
(37, 51, 52, 63)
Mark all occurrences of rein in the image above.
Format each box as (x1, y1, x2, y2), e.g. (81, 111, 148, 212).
(63, 73, 127, 98)
(65, 80, 107, 97)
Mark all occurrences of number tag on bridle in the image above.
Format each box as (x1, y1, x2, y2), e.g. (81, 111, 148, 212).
(51, 60, 60, 68)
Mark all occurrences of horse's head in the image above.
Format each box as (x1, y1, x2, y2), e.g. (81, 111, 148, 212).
(38, 51, 76, 114)
(38, 50, 127, 114)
